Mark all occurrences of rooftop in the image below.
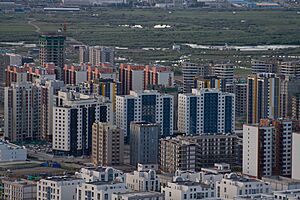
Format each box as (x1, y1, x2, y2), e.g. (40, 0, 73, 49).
(43, 176, 82, 182)
(224, 173, 262, 183)
(262, 176, 300, 184)
(0, 140, 26, 150)
(2, 179, 36, 186)
(173, 181, 210, 188)
(86, 180, 124, 186)
(116, 192, 163, 198)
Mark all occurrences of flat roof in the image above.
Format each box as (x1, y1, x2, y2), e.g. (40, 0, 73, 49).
(174, 181, 210, 188)
(116, 192, 163, 198)
(44, 176, 82, 182)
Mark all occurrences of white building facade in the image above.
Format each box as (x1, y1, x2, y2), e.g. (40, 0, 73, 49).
(0, 140, 27, 162)
(77, 181, 128, 200)
(178, 88, 235, 135)
(161, 181, 214, 200)
(116, 90, 173, 140)
(125, 164, 160, 192)
(75, 166, 124, 183)
(216, 173, 271, 199)
(37, 177, 84, 200)
(243, 120, 295, 179)
(52, 91, 112, 156)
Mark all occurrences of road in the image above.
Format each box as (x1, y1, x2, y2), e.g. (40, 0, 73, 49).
(28, 18, 40, 33)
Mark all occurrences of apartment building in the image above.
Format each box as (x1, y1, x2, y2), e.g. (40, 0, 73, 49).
(5, 63, 56, 87)
(52, 91, 112, 156)
(4, 81, 42, 141)
(247, 73, 281, 124)
(211, 63, 234, 84)
(125, 164, 160, 192)
(0, 140, 27, 162)
(279, 61, 300, 79)
(243, 119, 299, 178)
(161, 181, 214, 200)
(178, 88, 235, 135)
(182, 62, 209, 93)
(159, 136, 197, 174)
(130, 122, 160, 166)
(39, 34, 65, 80)
(292, 132, 300, 180)
(92, 122, 124, 166)
(116, 90, 173, 140)
(76, 166, 124, 183)
(37, 177, 83, 200)
(226, 82, 247, 119)
(3, 179, 36, 200)
(119, 64, 145, 95)
(251, 59, 276, 74)
(144, 65, 174, 89)
(159, 134, 241, 174)
(193, 75, 226, 92)
(77, 181, 128, 200)
(216, 173, 271, 199)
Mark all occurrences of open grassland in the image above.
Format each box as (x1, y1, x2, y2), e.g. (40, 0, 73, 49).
(1, 9, 300, 65)
(0, 9, 300, 47)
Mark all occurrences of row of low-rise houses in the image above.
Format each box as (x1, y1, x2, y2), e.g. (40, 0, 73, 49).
(3, 163, 300, 200)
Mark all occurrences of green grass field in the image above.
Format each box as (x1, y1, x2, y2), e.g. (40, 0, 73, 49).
(1, 9, 300, 46)
(1, 9, 300, 65)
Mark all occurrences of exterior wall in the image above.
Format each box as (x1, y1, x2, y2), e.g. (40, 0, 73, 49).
(212, 63, 234, 84)
(52, 92, 112, 156)
(178, 89, 235, 135)
(159, 137, 197, 174)
(40, 80, 65, 141)
(251, 59, 276, 74)
(92, 122, 124, 166)
(75, 70, 88, 84)
(0, 141, 27, 162)
(243, 120, 297, 179)
(216, 174, 271, 199)
(125, 170, 160, 192)
(39, 34, 65, 80)
(247, 73, 281, 124)
(76, 167, 125, 182)
(131, 70, 144, 92)
(157, 71, 174, 87)
(77, 182, 128, 200)
(130, 122, 160, 166)
(161, 182, 214, 200)
(116, 90, 173, 140)
(37, 178, 83, 200)
(279, 61, 300, 79)
(4, 82, 42, 141)
(159, 135, 241, 174)
(182, 62, 209, 93)
(3, 180, 36, 200)
(226, 83, 247, 119)
(243, 125, 260, 178)
(292, 132, 300, 180)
